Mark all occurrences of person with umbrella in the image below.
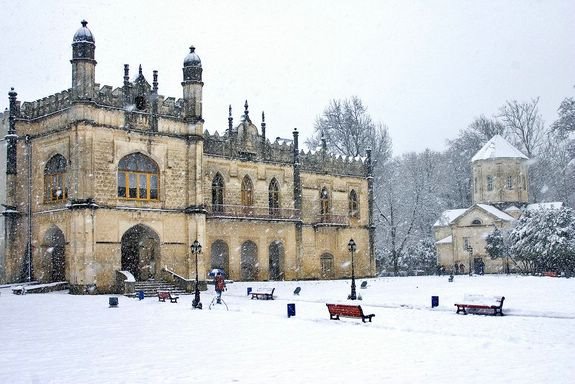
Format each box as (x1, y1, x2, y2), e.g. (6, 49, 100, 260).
(214, 271, 226, 304)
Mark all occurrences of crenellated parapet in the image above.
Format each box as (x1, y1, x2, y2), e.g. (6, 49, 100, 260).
(20, 89, 72, 119)
(300, 149, 366, 176)
(202, 124, 367, 177)
(18, 84, 187, 121)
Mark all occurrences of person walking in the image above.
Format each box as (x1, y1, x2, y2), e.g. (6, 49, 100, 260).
(214, 272, 226, 303)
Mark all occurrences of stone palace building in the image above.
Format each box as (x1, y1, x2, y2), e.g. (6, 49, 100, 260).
(0, 21, 375, 293)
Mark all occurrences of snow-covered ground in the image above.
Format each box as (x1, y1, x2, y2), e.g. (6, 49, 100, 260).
(1, 275, 574, 384)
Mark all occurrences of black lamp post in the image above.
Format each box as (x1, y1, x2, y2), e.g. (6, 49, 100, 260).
(191, 240, 202, 309)
(348, 239, 357, 300)
(467, 245, 473, 276)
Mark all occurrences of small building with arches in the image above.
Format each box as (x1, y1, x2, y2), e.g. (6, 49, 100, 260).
(0, 21, 375, 293)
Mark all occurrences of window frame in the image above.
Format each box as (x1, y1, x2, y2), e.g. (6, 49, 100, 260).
(117, 153, 160, 201)
(44, 154, 68, 203)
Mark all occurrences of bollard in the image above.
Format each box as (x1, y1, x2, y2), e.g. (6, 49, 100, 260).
(247, 287, 252, 296)
(431, 296, 439, 308)
(287, 303, 296, 318)
(109, 297, 119, 308)
(137, 290, 145, 300)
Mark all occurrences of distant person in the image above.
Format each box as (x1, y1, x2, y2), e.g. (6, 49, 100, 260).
(459, 263, 465, 274)
(454, 264, 460, 274)
(214, 272, 226, 303)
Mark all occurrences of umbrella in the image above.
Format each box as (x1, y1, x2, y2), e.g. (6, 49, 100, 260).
(208, 268, 225, 278)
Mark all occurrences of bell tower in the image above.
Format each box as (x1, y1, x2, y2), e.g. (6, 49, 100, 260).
(70, 20, 97, 101)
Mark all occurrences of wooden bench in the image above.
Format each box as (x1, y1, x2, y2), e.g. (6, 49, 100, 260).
(157, 291, 179, 303)
(454, 294, 504, 316)
(12, 286, 26, 295)
(326, 303, 375, 323)
(250, 288, 275, 300)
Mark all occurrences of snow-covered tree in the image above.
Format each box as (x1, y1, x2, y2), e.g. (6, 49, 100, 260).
(402, 238, 438, 275)
(485, 227, 512, 274)
(509, 207, 575, 275)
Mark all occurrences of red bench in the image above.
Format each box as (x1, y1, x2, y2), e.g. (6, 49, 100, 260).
(326, 304, 375, 323)
(157, 291, 179, 303)
(454, 294, 504, 316)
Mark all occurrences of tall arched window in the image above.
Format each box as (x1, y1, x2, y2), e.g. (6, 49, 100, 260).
(320, 187, 330, 220)
(269, 178, 280, 216)
(241, 175, 254, 207)
(117, 153, 159, 200)
(349, 189, 359, 217)
(44, 154, 68, 202)
(212, 173, 225, 212)
(486, 175, 494, 192)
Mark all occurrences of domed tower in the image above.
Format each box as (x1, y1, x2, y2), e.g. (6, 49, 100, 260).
(471, 135, 529, 208)
(181, 46, 203, 122)
(70, 20, 97, 101)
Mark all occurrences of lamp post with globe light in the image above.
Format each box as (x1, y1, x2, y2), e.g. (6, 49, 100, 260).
(348, 239, 357, 300)
(191, 240, 202, 309)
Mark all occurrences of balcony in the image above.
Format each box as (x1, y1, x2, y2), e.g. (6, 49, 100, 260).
(206, 204, 300, 221)
(312, 214, 349, 227)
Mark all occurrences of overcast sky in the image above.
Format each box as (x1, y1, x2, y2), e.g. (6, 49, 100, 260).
(1, 0, 574, 155)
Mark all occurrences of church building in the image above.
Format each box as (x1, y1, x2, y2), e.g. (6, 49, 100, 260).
(0, 21, 375, 293)
(434, 135, 529, 274)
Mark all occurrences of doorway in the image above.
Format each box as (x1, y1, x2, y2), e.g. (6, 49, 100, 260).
(121, 224, 160, 281)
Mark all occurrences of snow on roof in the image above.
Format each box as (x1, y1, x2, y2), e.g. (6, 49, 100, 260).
(476, 204, 515, 221)
(471, 135, 528, 162)
(526, 202, 564, 211)
(435, 235, 452, 244)
(433, 209, 467, 227)
(504, 205, 521, 212)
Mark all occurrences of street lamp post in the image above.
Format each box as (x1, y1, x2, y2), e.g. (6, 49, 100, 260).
(191, 240, 202, 309)
(348, 239, 357, 300)
(467, 245, 473, 276)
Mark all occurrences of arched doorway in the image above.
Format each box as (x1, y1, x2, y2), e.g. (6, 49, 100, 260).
(268, 241, 284, 280)
(121, 224, 160, 281)
(240, 240, 258, 281)
(42, 226, 66, 282)
(211, 240, 230, 275)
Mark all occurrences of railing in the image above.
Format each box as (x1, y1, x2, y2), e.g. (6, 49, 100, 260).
(206, 204, 301, 220)
(312, 214, 349, 226)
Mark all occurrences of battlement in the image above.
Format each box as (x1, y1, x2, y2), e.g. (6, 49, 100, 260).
(203, 128, 367, 177)
(18, 84, 186, 120)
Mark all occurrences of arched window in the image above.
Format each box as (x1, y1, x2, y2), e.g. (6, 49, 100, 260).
(44, 154, 68, 202)
(117, 153, 159, 200)
(320, 187, 330, 220)
(212, 173, 225, 212)
(241, 176, 254, 207)
(471, 219, 482, 225)
(349, 189, 359, 217)
(269, 178, 280, 216)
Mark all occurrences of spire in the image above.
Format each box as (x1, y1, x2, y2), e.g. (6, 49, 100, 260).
(139, 64, 143, 76)
(243, 100, 250, 122)
(123, 64, 130, 86)
(228, 105, 233, 134)
(261, 111, 266, 137)
(152, 70, 158, 93)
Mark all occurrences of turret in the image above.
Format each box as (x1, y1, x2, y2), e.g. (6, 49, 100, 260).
(182, 46, 203, 122)
(70, 20, 97, 101)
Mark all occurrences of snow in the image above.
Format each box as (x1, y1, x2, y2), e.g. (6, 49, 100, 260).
(527, 202, 564, 211)
(435, 235, 452, 244)
(433, 208, 467, 226)
(476, 204, 515, 221)
(1, 275, 574, 383)
(471, 135, 529, 162)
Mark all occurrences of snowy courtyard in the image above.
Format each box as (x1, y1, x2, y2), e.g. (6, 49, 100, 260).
(1, 275, 574, 383)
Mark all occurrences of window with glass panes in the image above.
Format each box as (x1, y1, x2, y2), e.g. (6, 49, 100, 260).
(117, 153, 159, 200)
(269, 178, 280, 216)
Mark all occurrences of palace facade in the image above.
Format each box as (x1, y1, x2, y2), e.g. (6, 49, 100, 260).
(0, 21, 375, 293)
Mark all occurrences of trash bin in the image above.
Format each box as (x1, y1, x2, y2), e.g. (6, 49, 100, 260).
(431, 296, 439, 308)
(287, 303, 296, 318)
(247, 287, 252, 296)
(137, 291, 144, 300)
(109, 297, 119, 308)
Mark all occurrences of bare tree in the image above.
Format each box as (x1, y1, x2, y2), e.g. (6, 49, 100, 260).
(498, 98, 545, 157)
(306, 96, 392, 162)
